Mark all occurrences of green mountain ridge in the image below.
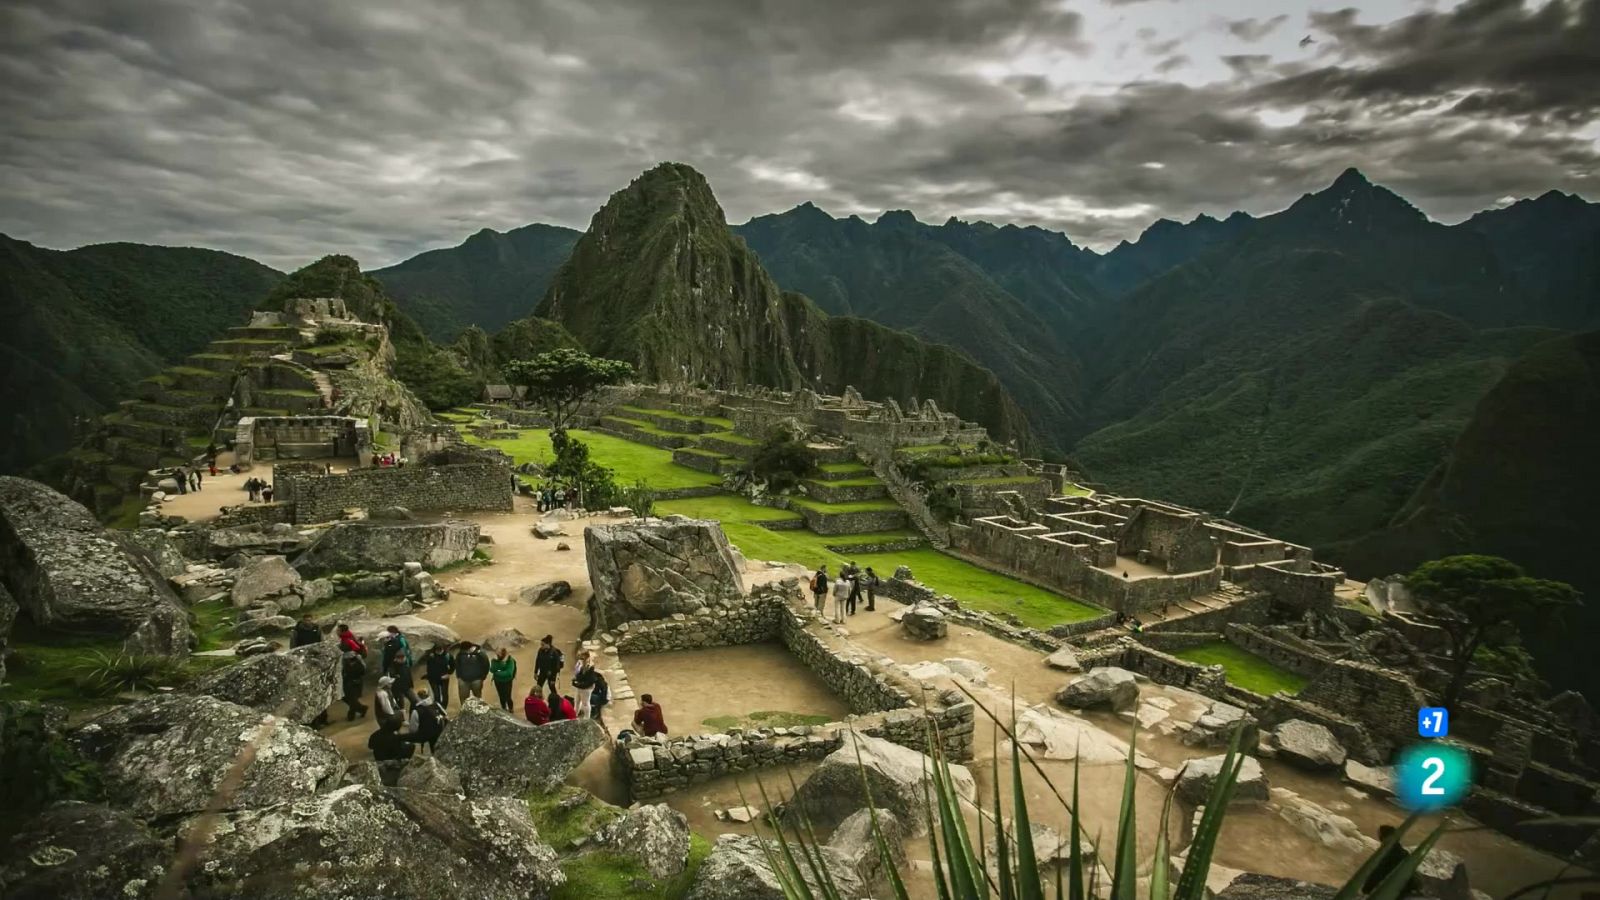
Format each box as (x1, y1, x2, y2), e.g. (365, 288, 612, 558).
(531, 162, 1035, 447)
(0, 235, 284, 476)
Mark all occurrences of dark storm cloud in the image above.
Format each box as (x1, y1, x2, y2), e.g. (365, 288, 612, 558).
(1226, 15, 1290, 42)
(1274, 0, 1600, 123)
(0, 0, 1595, 266)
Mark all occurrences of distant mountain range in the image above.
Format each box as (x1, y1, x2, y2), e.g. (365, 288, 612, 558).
(5, 165, 1598, 693)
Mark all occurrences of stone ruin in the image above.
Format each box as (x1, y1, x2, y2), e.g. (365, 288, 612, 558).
(584, 517, 746, 631)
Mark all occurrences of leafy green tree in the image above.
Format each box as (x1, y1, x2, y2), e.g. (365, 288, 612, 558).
(545, 429, 619, 509)
(1406, 554, 1580, 711)
(744, 426, 817, 493)
(504, 349, 633, 434)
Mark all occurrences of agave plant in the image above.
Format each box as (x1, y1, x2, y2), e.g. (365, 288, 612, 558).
(738, 688, 1449, 900)
(73, 649, 187, 697)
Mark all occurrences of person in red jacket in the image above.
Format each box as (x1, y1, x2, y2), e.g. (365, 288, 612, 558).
(524, 687, 550, 725)
(632, 694, 668, 737)
(557, 695, 578, 721)
(337, 624, 366, 656)
(545, 689, 569, 720)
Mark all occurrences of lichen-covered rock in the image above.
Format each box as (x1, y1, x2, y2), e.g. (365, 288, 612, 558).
(686, 833, 863, 900)
(1057, 667, 1139, 713)
(434, 698, 605, 797)
(481, 627, 530, 652)
(70, 694, 346, 819)
(825, 807, 905, 887)
(0, 476, 191, 655)
(599, 803, 692, 879)
(182, 785, 564, 899)
(231, 555, 302, 608)
(396, 755, 465, 795)
(189, 642, 341, 724)
(1175, 754, 1268, 805)
(206, 523, 308, 558)
(293, 521, 480, 577)
(0, 582, 15, 683)
(124, 528, 191, 579)
(783, 733, 974, 834)
(901, 604, 948, 640)
(1272, 719, 1347, 770)
(0, 802, 166, 900)
(585, 519, 745, 629)
(1216, 873, 1337, 899)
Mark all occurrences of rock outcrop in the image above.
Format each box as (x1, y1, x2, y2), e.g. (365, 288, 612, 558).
(182, 785, 564, 898)
(190, 642, 342, 724)
(346, 615, 460, 658)
(782, 734, 974, 834)
(598, 803, 693, 879)
(1175, 754, 1269, 805)
(434, 698, 606, 796)
(1272, 719, 1348, 770)
(901, 604, 948, 640)
(0, 801, 167, 900)
(825, 807, 906, 887)
(1056, 666, 1139, 713)
(518, 580, 573, 605)
(686, 833, 864, 900)
(231, 555, 303, 608)
(70, 694, 346, 820)
(0, 476, 191, 655)
(1182, 700, 1260, 751)
(585, 518, 745, 629)
(293, 521, 481, 577)
(1216, 873, 1337, 899)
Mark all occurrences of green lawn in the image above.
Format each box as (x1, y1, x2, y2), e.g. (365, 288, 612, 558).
(854, 547, 1102, 626)
(819, 462, 871, 474)
(949, 475, 1041, 486)
(699, 431, 756, 445)
(1172, 642, 1308, 696)
(463, 428, 721, 489)
(787, 497, 902, 514)
(1060, 482, 1094, 498)
(811, 477, 884, 488)
(656, 495, 802, 522)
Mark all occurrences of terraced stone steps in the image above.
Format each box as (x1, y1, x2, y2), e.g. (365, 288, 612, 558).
(694, 432, 759, 459)
(615, 405, 733, 435)
(596, 416, 694, 449)
(813, 462, 873, 482)
(786, 496, 908, 536)
(186, 352, 245, 373)
(800, 476, 889, 504)
(672, 446, 740, 475)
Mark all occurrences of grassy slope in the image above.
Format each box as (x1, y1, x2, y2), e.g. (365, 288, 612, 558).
(463, 427, 721, 489)
(1172, 641, 1308, 696)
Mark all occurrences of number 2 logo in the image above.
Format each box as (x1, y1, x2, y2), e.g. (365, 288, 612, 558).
(1421, 757, 1445, 795)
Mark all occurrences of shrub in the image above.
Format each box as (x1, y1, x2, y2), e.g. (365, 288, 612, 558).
(744, 426, 818, 493)
(619, 479, 656, 517)
(546, 429, 621, 509)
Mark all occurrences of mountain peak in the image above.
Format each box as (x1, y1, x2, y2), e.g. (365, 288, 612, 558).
(876, 209, 920, 228)
(1332, 166, 1371, 189)
(1281, 167, 1427, 230)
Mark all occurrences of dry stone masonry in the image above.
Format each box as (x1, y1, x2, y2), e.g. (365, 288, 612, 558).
(585, 517, 746, 631)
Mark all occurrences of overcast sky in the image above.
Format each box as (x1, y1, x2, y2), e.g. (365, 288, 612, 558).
(2, 0, 1596, 270)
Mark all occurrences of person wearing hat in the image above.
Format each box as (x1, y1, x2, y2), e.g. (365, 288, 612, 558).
(374, 676, 400, 726)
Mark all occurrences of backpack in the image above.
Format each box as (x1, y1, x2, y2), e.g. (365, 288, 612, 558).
(416, 703, 446, 738)
(573, 664, 598, 689)
(591, 678, 609, 707)
(811, 572, 827, 593)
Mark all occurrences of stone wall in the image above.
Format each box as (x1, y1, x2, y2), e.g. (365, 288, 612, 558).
(1258, 694, 1383, 765)
(1118, 506, 1217, 574)
(1239, 561, 1340, 612)
(273, 459, 512, 524)
(234, 415, 370, 468)
(617, 698, 976, 802)
(1145, 594, 1272, 634)
(1223, 624, 1332, 679)
(792, 504, 907, 536)
(1078, 565, 1222, 614)
(1292, 659, 1429, 759)
(212, 502, 293, 528)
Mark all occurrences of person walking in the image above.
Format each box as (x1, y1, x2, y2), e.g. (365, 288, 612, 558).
(174, 466, 188, 495)
(533, 635, 564, 694)
(290, 613, 321, 648)
(863, 567, 879, 612)
(632, 694, 668, 737)
(571, 649, 598, 719)
(421, 644, 454, 711)
(374, 676, 400, 727)
(810, 565, 829, 616)
(337, 623, 367, 656)
(383, 625, 413, 668)
(367, 718, 414, 786)
(831, 574, 850, 624)
(261, 484, 274, 503)
(191, 468, 202, 492)
(341, 650, 369, 721)
(387, 649, 418, 711)
(846, 571, 861, 616)
(406, 689, 448, 754)
(454, 641, 490, 703)
(243, 477, 259, 502)
(489, 646, 517, 712)
(589, 671, 610, 733)
(524, 686, 551, 724)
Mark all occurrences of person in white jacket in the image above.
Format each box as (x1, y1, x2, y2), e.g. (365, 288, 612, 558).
(831, 575, 850, 624)
(374, 675, 399, 726)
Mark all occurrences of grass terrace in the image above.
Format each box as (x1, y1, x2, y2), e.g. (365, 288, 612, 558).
(856, 547, 1102, 626)
(462, 427, 721, 489)
(1172, 641, 1309, 696)
(818, 462, 871, 475)
(618, 405, 735, 430)
(786, 496, 902, 514)
(699, 430, 756, 445)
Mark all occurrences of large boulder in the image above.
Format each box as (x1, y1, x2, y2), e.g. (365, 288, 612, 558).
(0, 477, 191, 655)
(782, 733, 974, 834)
(206, 522, 309, 558)
(397, 756, 465, 795)
(599, 803, 693, 879)
(585, 519, 745, 629)
(1217, 873, 1337, 900)
(293, 521, 480, 577)
(434, 698, 606, 797)
(1175, 754, 1269, 805)
(1272, 719, 1347, 771)
(70, 694, 346, 819)
(0, 802, 167, 900)
(825, 807, 906, 887)
(1342, 759, 1397, 798)
(901, 604, 948, 640)
(124, 528, 191, 579)
(518, 580, 573, 605)
(231, 555, 302, 608)
(189, 641, 342, 724)
(1056, 667, 1139, 713)
(1182, 700, 1260, 751)
(345, 615, 460, 660)
(686, 833, 864, 900)
(181, 785, 564, 899)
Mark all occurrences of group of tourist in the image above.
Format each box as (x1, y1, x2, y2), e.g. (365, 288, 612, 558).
(370, 452, 406, 467)
(809, 561, 879, 624)
(242, 477, 273, 502)
(165, 465, 203, 495)
(534, 483, 579, 513)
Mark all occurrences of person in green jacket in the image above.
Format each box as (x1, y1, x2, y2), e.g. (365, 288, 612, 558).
(489, 646, 518, 712)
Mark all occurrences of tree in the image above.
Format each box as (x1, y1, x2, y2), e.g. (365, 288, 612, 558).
(1405, 554, 1580, 711)
(743, 426, 817, 493)
(504, 349, 633, 433)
